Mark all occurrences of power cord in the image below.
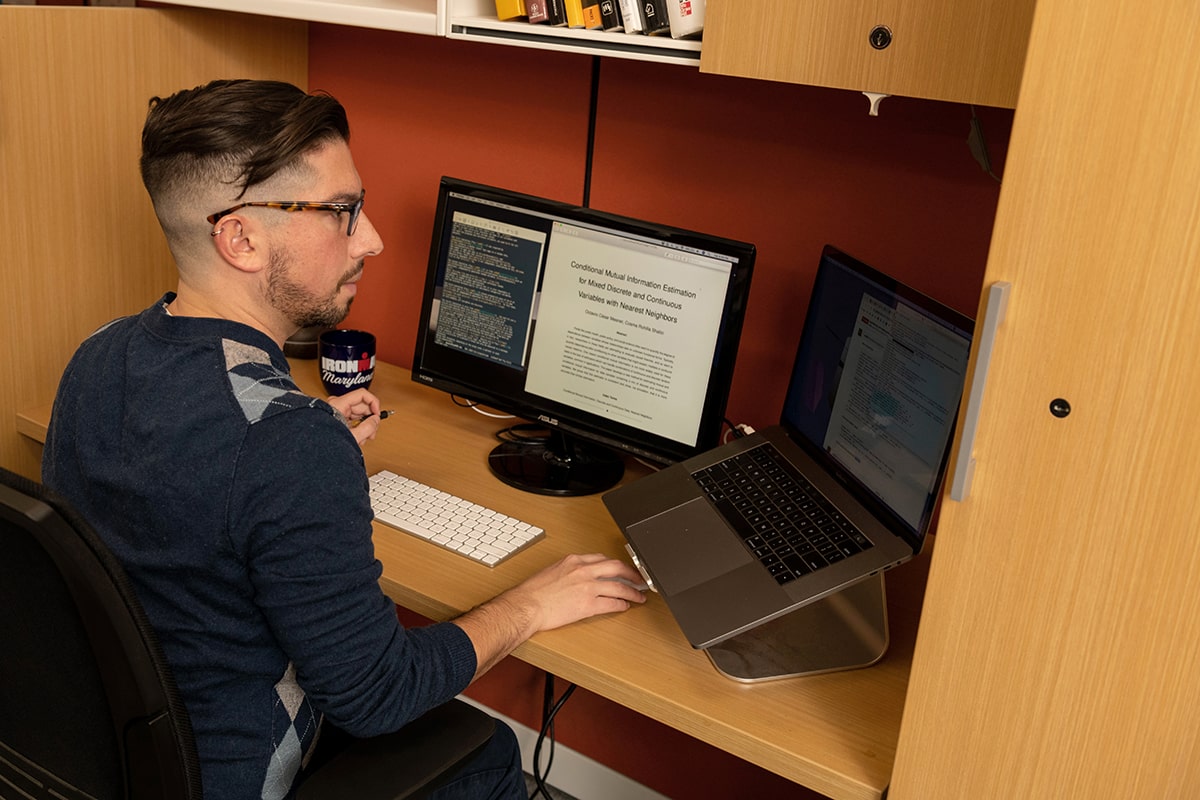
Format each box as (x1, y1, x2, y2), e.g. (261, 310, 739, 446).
(450, 394, 516, 419)
(722, 418, 756, 443)
(529, 674, 577, 799)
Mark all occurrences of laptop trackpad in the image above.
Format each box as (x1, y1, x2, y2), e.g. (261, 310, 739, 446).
(629, 498, 753, 596)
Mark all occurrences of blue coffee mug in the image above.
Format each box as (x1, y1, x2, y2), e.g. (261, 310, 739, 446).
(318, 329, 375, 396)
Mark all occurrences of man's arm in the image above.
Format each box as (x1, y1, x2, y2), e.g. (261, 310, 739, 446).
(236, 411, 478, 735)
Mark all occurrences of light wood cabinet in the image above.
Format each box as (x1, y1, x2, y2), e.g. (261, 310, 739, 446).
(700, 0, 1037, 108)
(890, 0, 1200, 795)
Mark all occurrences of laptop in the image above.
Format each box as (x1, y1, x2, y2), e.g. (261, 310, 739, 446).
(603, 245, 974, 651)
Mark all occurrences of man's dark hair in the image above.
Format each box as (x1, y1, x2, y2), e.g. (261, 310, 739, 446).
(140, 79, 350, 203)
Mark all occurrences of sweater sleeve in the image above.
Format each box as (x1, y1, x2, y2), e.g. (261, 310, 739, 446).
(227, 407, 477, 736)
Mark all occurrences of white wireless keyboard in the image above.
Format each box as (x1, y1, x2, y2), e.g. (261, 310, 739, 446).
(368, 470, 545, 567)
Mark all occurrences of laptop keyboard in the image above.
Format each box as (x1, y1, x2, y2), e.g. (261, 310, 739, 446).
(691, 444, 873, 585)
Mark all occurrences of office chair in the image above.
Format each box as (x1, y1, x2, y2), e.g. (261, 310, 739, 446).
(0, 467, 495, 799)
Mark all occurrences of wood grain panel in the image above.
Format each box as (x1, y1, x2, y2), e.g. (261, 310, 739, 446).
(892, 0, 1200, 795)
(700, 0, 1036, 108)
(0, 7, 306, 479)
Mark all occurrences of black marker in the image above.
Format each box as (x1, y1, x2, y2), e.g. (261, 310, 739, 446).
(379, 410, 395, 420)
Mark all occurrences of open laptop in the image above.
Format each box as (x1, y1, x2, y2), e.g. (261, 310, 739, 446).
(604, 245, 974, 653)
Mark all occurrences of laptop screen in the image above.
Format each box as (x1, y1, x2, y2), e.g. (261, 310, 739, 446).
(780, 247, 974, 538)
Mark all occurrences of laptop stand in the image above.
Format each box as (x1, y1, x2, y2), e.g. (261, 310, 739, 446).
(703, 573, 889, 682)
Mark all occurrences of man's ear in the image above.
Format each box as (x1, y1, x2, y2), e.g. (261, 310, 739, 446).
(210, 217, 266, 274)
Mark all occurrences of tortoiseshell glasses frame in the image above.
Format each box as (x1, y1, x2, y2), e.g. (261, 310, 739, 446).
(206, 189, 365, 236)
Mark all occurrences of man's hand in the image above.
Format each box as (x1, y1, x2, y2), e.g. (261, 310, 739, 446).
(454, 553, 648, 680)
(325, 389, 382, 446)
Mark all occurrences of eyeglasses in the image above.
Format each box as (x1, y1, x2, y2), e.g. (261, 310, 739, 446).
(206, 189, 365, 236)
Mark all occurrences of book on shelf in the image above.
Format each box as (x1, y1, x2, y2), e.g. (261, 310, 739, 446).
(617, 0, 644, 34)
(580, 0, 604, 29)
(564, 0, 585, 28)
(598, 0, 624, 31)
(495, 0, 527, 21)
(640, 0, 672, 36)
(664, 0, 704, 38)
(525, 0, 549, 23)
(546, 0, 567, 26)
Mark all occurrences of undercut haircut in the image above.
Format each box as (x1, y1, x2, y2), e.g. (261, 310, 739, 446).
(140, 79, 350, 206)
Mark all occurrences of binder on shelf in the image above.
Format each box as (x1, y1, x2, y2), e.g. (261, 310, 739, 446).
(598, 0, 624, 31)
(618, 0, 645, 34)
(546, 0, 567, 26)
(641, 0, 672, 36)
(564, 0, 585, 28)
(664, 0, 704, 38)
(580, 0, 604, 29)
(495, 0, 527, 20)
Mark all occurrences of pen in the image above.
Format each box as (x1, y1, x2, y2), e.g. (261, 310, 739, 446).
(350, 410, 394, 427)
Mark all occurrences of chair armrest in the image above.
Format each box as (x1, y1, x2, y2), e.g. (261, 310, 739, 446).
(298, 699, 496, 800)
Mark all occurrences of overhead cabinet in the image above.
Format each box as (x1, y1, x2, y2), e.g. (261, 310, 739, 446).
(700, 0, 1038, 108)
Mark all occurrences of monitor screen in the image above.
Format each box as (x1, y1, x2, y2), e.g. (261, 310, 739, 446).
(412, 177, 756, 496)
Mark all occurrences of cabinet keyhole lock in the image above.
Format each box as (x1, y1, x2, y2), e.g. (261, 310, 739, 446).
(1050, 398, 1072, 418)
(869, 26, 893, 50)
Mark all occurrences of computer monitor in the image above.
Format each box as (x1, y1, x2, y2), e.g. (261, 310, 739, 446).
(411, 177, 756, 496)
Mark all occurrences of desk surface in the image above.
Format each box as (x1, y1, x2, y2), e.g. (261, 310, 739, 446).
(19, 358, 928, 800)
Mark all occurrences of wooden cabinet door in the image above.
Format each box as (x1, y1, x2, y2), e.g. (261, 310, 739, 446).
(890, 0, 1200, 796)
(0, 8, 305, 479)
(700, 0, 1035, 108)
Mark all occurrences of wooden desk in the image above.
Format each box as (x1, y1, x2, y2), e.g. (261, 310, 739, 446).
(19, 358, 929, 800)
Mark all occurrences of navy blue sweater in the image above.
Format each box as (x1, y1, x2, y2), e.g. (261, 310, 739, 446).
(44, 295, 476, 799)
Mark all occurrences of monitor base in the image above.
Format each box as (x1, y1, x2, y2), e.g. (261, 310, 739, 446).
(488, 429, 624, 497)
(703, 573, 889, 682)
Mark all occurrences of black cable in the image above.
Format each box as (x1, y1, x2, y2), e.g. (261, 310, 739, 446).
(495, 423, 552, 446)
(530, 674, 578, 799)
(530, 675, 556, 799)
(968, 105, 1002, 184)
(582, 55, 601, 209)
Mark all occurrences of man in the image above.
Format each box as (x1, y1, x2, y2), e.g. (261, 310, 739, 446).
(43, 79, 646, 799)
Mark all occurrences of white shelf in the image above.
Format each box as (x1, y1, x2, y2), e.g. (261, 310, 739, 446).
(148, 0, 439, 36)
(445, 15, 700, 66)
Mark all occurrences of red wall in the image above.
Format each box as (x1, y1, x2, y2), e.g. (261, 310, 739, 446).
(585, 60, 1009, 430)
(312, 25, 1010, 799)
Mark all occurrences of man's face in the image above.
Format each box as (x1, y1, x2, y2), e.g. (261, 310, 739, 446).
(262, 140, 383, 331)
(265, 246, 362, 330)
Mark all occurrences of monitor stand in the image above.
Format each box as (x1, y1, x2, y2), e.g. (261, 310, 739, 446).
(488, 428, 624, 497)
(703, 574, 889, 682)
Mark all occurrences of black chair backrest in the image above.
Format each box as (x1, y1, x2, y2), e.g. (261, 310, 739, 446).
(0, 467, 202, 800)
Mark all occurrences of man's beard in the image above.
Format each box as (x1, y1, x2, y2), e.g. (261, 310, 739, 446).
(265, 249, 361, 330)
